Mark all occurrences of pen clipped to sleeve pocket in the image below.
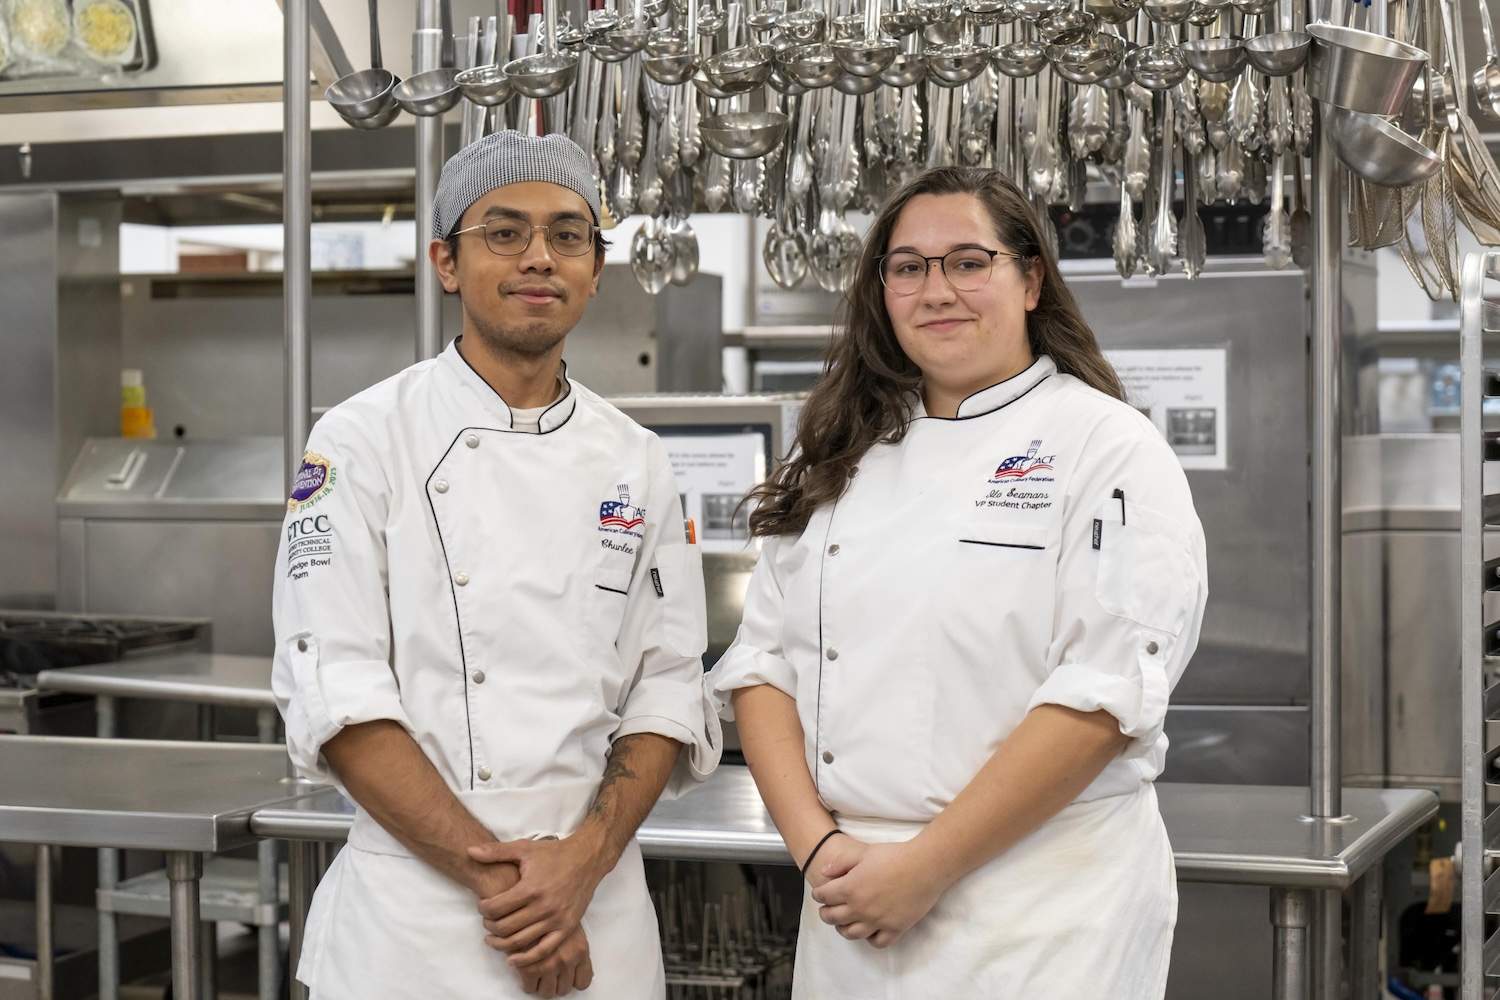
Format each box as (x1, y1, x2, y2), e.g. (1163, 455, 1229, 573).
(1094, 499, 1197, 635)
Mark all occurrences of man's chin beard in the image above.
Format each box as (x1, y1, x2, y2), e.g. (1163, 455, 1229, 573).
(468, 317, 568, 361)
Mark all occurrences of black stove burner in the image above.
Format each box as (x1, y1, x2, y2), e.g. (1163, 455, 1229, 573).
(0, 613, 204, 680)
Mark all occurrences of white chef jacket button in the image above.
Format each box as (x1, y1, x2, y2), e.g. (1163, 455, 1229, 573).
(477, 767, 492, 781)
(471, 670, 485, 684)
(434, 479, 449, 494)
(822, 751, 834, 764)
(826, 647, 839, 660)
(455, 572, 470, 586)
(465, 434, 480, 448)
(296, 639, 307, 652)
(827, 543, 840, 556)
(1146, 640, 1160, 655)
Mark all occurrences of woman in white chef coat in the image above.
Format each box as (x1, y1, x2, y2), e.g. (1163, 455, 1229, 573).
(708, 165, 1208, 999)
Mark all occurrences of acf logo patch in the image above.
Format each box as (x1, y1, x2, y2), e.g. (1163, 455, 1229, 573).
(287, 451, 337, 513)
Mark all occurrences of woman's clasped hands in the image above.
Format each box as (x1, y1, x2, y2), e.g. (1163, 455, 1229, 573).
(808, 835, 948, 950)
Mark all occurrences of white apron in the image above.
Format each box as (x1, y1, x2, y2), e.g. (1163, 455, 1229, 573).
(300, 780, 665, 999)
(793, 784, 1176, 1000)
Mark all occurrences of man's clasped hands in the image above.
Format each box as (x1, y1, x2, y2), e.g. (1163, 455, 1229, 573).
(465, 828, 951, 998)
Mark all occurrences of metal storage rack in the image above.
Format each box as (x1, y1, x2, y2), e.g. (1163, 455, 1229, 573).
(1460, 251, 1500, 1000)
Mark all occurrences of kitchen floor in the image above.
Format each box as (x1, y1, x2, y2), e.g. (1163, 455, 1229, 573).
(119, 924, 285, 1000)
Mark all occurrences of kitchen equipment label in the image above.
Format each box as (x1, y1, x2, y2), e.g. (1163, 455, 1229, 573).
(1104, 348, 1229, 471)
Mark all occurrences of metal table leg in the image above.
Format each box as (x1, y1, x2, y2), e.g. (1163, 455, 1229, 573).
(288, 841, 318, 1000)
(200, 920, 217, 999)
(36, 844, 52, 1000)
(167, 852, 204, 1000)
(1272, 887, 1312, 1000)
(256, 707, 281, 1000)
(1313, 889, 1343, 1000)
(1350, 866, 1383, 1000)
(96, 694, 119, 1000)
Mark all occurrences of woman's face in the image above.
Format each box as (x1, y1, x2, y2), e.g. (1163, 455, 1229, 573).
(882, 192, 1043, 398)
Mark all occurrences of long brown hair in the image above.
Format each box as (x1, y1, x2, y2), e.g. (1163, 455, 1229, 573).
(747, 166, 1125, 538)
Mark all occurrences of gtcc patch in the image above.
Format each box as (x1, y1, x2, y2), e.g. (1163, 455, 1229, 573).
(287, 451, 337, 513)
(286, 513, 334, 580)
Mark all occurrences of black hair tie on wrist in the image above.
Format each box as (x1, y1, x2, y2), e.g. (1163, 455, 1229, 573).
(800, 829, 843, 881)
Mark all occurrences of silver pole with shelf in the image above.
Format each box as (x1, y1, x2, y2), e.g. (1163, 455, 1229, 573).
(1459, 250, 1498, 1000)
(415, 0, 445, 362)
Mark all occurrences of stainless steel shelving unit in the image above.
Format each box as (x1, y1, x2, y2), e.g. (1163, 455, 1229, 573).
(1460, 251, 1500, 1000)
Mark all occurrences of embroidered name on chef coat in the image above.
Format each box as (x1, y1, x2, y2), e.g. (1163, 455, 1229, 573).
(977, 438, 1059, 511)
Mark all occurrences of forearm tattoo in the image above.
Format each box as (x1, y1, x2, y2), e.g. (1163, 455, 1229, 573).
(589, 736, 643, 819)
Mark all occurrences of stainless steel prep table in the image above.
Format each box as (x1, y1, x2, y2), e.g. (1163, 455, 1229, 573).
(33, 654, 279, 1000)
(0, 738, 306, 1000)
(252, 767, 1437, 1000)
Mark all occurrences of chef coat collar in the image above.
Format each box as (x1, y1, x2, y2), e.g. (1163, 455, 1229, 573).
(911, 355, 1056, 421)
(442, 337, 578, 433)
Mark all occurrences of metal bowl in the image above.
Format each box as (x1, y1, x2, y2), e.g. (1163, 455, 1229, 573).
(340, 97, 403, 129)
(589, 39, 634, 61)
(1039, 8, 1095, 44)
(699, 110, 790, 158)
(777, 8, 827, 41)
(704, 43, 775, 91)
(607, 24, 652, 52)
(831, 13, 865, 38)
(879, 49, 928, 85)
(767, 59, 811, 93)
(647, 28, 692, 56)
(747, 7, 784, 34)
(1179, 36, 1245, 82)
(691, 65, 739, 97)
(993, 38, 1048, 76)
(1243, 29, 1311, 75)
(782, 41, 842, 87)
(1011, 0, 1068, 19)
(831, 36, 899, 75)
(908, 0, 958, 23)
(966, 0, 1016, 24)
(1142, 0, 1195, 22)
(1048, 32, 1124, 83)
(1186, 1, 1223, 26)
(1084, 0, 1137, 25)
(644, 50, 700, 83)
(928, 42, 990, 85)
(1230, 0, 1276, 13)
(584, 10, 621, 34)
(1324, 105, 1442, 188)
(833, 68, 883, 92)
(504, 51, 579, 98)
(1126, 41, 1188, 88)
(454, 64, 513, 106)
(393, 67, 461, 115)
(327, 68, 400, 121)
(881, 9, 924, 34)
(1307, 23, 1427, 115)
(697, 3, 727, 33)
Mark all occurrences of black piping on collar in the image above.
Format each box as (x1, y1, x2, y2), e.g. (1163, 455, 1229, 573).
(913, 356, 1056, 422)
(449, 336, 575, 433)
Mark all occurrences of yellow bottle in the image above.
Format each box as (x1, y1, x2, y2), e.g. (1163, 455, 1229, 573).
(120, 368, 155, 439)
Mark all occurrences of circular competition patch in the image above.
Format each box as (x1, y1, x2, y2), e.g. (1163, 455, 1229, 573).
(287, 451, 336, 512)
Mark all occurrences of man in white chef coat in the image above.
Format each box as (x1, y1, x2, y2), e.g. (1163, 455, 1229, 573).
(271, 130, 721, 999)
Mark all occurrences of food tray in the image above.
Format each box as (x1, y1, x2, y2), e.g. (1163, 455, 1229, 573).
(0, 0, 154, 82)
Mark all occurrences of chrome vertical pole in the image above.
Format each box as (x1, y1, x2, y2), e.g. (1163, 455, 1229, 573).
(167, 852, 204, 1000)
(415, 0, 445, 361)
(1349, 866, 1383, 1000)
(97, 695, 118, 1000)
(256, 708, 280, 1000)
(36, 845, 52, 1000)
(284, 0, 313, 481)
(289, 840, 318, 1000)
(1272, 888, 1312, 1000)
(1308, 99, 1347, 1000)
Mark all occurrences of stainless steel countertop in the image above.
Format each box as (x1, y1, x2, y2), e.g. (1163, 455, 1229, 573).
(251, 766, 1439, 889)
(0, 737, 297, 852)
(36, 653, 274, 709)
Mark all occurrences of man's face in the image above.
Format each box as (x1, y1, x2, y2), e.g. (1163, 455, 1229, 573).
(431, 181, 603, 360)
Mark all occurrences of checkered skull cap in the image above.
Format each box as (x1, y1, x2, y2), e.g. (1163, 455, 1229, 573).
(431, 130, 602, 240)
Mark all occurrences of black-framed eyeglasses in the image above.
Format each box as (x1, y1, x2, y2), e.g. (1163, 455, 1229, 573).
(875, 246, 1025, 295)
(451, 218, 600, 257)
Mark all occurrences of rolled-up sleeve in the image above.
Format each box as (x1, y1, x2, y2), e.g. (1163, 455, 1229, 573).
(1027, 421, 1208, 759)
(271, 412, 412, 783)
(612, 444, 723, 798)
(704, 534, 797, 719)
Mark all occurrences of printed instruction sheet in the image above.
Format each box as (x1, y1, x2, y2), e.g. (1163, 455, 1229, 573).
(1105, 348, 1229, 470)
(661, 432, 769, 553)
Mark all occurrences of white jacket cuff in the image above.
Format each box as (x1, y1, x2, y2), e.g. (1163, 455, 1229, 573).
(283, 653, 414, 782)
(1026, 651, 1171, 760)
(614, 676, 723, 799)
(704, 630, 799, 720)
